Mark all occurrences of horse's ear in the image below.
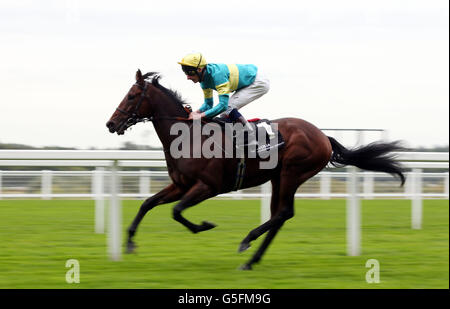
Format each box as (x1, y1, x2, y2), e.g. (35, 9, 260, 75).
(135, 69, 143, 83)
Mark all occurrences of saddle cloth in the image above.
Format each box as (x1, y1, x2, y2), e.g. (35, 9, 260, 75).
(237, 118, 285, 156)
(204, 117, 285, 157)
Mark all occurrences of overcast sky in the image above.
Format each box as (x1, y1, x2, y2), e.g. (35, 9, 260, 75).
(0, 0, 448, 149)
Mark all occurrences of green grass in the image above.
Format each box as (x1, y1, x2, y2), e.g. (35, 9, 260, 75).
(0, 199, 447, 289)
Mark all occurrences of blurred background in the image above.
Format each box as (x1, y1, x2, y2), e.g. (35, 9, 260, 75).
(0, 0, 448, 289)
(0, 0, 448, 150)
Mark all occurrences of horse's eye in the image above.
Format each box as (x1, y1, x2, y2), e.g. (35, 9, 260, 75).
(128, 94, 135, 100)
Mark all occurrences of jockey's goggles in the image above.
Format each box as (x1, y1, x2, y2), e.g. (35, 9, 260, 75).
(181, 65, 198, 76)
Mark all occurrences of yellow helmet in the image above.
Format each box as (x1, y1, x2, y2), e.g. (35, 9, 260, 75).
(177, 52, 207, 69)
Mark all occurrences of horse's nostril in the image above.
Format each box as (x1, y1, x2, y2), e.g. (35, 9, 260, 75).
(106, 121, 115, 132)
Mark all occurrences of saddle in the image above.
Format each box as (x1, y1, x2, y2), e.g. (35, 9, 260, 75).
(231, 118, 285, 190)
(239, 118, 285, 157)
(189, 112, 285, 158)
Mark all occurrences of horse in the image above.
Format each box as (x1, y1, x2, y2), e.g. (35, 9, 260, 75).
(106, 70, 405, 270)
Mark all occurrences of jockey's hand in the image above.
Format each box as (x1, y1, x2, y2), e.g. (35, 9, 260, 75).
(188, 111, 204, 120)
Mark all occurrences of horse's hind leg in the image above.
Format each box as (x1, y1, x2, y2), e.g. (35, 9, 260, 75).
(238, 178, 282, 270)
(126, 183, 184, 253)
(172, 180, 218, 233)
(238, 177, 279, 252)
(239, 167, 320, 270)
(238, 173, 296, 254)
(239, 223, 284, 270)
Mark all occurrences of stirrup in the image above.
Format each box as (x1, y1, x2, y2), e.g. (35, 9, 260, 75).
(256, 142, 285, 153)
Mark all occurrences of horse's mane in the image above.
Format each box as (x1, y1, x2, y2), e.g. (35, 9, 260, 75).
(142, 72, 227, 125)
(143, 72, 189, 112)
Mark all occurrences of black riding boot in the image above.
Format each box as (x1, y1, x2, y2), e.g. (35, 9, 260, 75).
(236, 116, 258, 149)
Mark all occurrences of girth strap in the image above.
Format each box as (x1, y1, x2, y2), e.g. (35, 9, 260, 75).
(233, 157, 246, 191)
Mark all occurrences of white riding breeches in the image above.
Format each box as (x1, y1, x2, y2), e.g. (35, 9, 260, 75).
(221, 71, 270, 116)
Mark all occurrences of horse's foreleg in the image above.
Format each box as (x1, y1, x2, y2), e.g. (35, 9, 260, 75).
(172, 181, 217, 233)
(126, 183, 184, 253)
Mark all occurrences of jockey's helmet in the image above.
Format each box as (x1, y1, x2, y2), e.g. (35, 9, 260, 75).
(178, 52, 207, 76)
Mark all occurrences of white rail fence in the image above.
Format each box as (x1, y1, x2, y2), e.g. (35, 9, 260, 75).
(1, 169, 448, 199)
(0, 150, 448, 260)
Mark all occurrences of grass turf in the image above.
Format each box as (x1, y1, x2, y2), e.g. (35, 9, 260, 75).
(0, 199, 447, 289)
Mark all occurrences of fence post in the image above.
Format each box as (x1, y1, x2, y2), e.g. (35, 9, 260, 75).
(404, 171, 412, 198)
(93, 167, 105, 234)
(261, 181, 271, 223)
(411, 168, 423, 230)
(233, 190, 242, 199)
(363, 172, 374, 199)
(139, 170, 150, 198)
(320, 172, 331, 199)
(108, 160, 122, 261)
(356, 130, 364, 146)
(381, 130, 389, 142)
(41, 170, 52, 200)
(347, 166, 360, 256)
(445, 172, 449, 199)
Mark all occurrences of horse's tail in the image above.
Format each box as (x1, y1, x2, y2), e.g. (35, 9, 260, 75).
(328, 136, 406, 186)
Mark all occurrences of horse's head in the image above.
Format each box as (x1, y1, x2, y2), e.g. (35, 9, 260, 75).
(106, 69, 154, 135)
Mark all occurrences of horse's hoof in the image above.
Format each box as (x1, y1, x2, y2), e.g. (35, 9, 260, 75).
(126, 241, 137, 254)
(238, 242, 250, 253)
(200, 221, 217, 231)
(238, 263, 252, 271)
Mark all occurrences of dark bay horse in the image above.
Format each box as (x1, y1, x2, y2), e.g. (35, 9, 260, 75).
(106, 70, 405, 270)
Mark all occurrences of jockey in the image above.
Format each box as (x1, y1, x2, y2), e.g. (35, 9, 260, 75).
(178, 52, 270, 147)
